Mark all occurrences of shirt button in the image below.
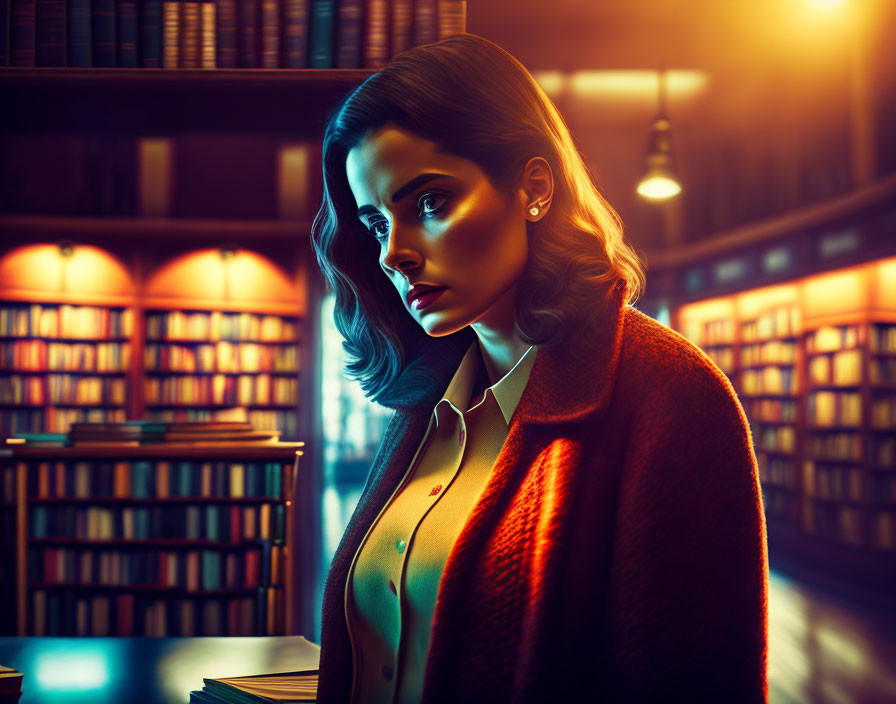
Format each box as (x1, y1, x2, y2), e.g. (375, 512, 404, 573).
(388, 579, 397, 595)
(382, 665, 394, 680)
(395, 539, 406, 554)
(428, 484, 442, 497)
(458, 429, 465, 445)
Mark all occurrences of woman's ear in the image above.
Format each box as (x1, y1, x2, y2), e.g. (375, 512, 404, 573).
(519, 156, 554, 223)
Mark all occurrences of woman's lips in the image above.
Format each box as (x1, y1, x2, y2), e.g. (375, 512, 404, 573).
(412, 287, 447, 310)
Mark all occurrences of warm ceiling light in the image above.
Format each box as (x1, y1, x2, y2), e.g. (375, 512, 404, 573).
(564, 69, 708, 100)
(637, 68, 682, 201)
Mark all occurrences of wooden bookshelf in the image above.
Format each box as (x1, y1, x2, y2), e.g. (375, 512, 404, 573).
(673, 256, 896, 599)
(0, 443, 307, 637)
(0, 302, 132, 436)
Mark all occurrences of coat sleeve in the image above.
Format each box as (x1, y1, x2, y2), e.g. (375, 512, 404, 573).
(605, 355, 770, 703)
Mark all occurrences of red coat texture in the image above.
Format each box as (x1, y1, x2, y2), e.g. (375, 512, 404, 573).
(316, 278, 770, 703)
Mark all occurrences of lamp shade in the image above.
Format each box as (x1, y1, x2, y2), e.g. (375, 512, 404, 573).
(637, 117, 682, 200)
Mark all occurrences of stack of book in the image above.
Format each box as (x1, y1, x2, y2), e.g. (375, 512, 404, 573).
(1, 0, 466, 68)
(190, 670, 317, 703)
(0, 665, 22, 704)
(67, 420, 281, 445)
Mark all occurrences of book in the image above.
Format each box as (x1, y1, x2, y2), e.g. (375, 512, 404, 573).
(189, 670, 317, 703)
(36, 0, 65, 65)
(0, 664, 24, 702)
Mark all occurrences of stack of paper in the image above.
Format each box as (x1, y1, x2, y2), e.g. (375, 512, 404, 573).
(189, 670, 317, 703)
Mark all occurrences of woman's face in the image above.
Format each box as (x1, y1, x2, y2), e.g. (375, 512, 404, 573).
(345, 124, 530, 338)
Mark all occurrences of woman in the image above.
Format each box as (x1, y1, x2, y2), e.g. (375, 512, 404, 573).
(310, 33, 768, 704)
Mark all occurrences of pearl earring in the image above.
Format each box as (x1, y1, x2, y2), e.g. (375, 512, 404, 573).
(529, 206, 540, 217)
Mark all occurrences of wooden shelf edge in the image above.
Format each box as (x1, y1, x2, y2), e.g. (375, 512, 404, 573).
(0, 213, 312, 240)
(644, 174, 896, 269)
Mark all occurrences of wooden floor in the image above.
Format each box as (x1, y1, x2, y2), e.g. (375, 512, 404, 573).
(768, 565, 896, 704)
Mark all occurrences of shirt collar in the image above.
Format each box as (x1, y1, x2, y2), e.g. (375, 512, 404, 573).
(438, 341, 538, 426)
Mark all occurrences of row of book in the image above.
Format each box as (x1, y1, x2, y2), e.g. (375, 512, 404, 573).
(0, 304, 131, 339)
(0, 374, 126, 405)
(808, 390, 862, 427)
(755, 425, 796, 454)
(871, 359, 896, 384)
(757, 456, 796, 489)
(808, 432, 862, 462)
(803, 503, 896, 551)
(871, 397, 896, 430)
(1, 407, 125, 435)
(803, 462, 872, 503)
(744, 398, 797, 423)
(807, 324, 860, 354)
(803, 502, 865, 546)
(149, 407, 298, 437)
(704, 346, 734, 375)
(808, 349, 862, 387)
(144, 374, 298, 406)
(871, 324, 896, 353)
(29, 543, 284, 589)
(739, 366, 798, 396)
(875, 436, 894, 468)
(693, 318, 734, 346)
(30, 586, 285, 636)
(30, 502, 287, 541)
(741, 340, 797, 366)
(17, 459, 287, 500)
(2, 0, 466, 68)
(145, 341, 299, 373)
(146, 310, 298, 342)
(741, 308, 800, 342)
(0, 340, 131, 372)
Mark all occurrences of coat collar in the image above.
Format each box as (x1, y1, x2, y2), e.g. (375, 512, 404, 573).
(377, 278, 628, 427)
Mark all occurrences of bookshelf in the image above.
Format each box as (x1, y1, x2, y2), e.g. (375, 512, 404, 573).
(0, 243, 306, 440)
(143, 309, 301, 440)
(0, 443, 308, 636)
(674, 256, 896, 598)
(0, 303, 132, 436)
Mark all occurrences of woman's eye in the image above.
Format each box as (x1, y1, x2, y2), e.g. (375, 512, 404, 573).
(368, 220, 389, 241)
(417, 192, 447, 218)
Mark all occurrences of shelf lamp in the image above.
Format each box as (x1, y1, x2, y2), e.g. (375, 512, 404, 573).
(58, 240, 75, 259)
(636, 66, 682, 201)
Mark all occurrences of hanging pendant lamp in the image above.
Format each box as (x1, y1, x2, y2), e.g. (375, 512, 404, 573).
(637, 65, 682, 200)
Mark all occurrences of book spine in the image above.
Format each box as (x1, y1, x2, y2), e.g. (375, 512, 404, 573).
(179, 0, 198, 67)
(213, 0, 233, 66)
(139, 0, 161, 66)
(199, 0, 213, 66)
(237, 0, 256, 67)
(36, 0, 65, 66)
(10, 0, 36, 65)
(390, 0, 411, 57)
(115, 0, 136, 66)
(306, 0, 331, 68)
(436, 0, 464, 40)
(412, 0, 435, 46)
(91, 0, 116, 66)
(333, 0, 359, 68)
(257, 0, 275, 66)
(362, 0, 386, 69)
(0, 0, 10, 64)
(279, 0, 305, 68)
(162, 0, 178, 67)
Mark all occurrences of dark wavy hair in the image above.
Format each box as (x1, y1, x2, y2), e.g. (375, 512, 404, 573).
(310, 32, 646, 406)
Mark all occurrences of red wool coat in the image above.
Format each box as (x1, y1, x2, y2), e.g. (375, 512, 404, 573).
(317, 279, 769, 703)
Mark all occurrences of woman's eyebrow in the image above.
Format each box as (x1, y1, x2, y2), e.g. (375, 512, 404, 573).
(356, 172, 452, 218)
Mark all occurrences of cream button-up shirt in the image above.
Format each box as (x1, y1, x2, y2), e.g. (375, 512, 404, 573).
(344, 340, 539, 704)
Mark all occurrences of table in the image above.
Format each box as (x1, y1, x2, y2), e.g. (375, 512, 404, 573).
(0, 636, 320, 704)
